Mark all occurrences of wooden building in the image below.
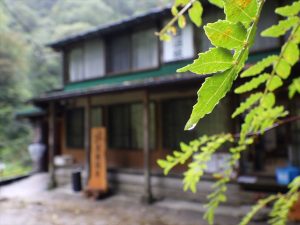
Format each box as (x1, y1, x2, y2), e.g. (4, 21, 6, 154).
(28, 2, 300, 204)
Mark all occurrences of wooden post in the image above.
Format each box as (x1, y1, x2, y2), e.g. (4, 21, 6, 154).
(48, 101, 57, 189)
(143, 91, 153, 203)
(84, 98, 91, 185)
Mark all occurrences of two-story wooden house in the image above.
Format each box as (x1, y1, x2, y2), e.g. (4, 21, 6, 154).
(26, 2, 300, 204)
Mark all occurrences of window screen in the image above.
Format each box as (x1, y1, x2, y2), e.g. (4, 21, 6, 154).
(69, 48, 84, 82)
(132, 29, 158, 70)
(66, 108, 84, 149)
(107, 35, 131, 74)
(84, 40, 105, 79)
(91, 106, 103, 127)
(162, 98, 230, 149)
(108, 103, 156, 149)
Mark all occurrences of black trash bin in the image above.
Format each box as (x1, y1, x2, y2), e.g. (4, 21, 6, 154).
(71, 170, 82, 192)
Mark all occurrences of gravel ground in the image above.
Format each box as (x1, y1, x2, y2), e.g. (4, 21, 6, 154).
(0, 174, 263, 225)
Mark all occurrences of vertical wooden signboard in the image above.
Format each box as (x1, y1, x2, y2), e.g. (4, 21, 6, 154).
(86, 127, 108, 195)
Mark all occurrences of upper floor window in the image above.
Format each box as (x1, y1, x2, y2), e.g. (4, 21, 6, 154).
(107, 28, 159, 75)
(132, 28, 158, 70)
(68, 39, 105, 82)
(107, 35, 131, 74)
(69, 47, 84, 82)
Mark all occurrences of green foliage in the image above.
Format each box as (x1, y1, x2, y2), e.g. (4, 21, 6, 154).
(204, 20, 247, 49)
(282, 42, 299, 65)
(158, 134, 233, 193)
(268, 177, 300, 225)
(183, 134, 233, 192)
(178, 47, 233, 74)
(241, 55, 278, 78)
(240, 195, 278, 225)
(289, 77, 300, 98)
(157, 135, 211, 175)
(232, 92, 263, 118)
(261, 17, 299, 38)
(275, 1, 300, 17)
(235, 73, 269, 94)
(224, 0, 258, 27)
(208, 0, 224, 8)
(188, 1, 203, 27)
(158, 1, 300, 225)
(267, 76, 283, 91)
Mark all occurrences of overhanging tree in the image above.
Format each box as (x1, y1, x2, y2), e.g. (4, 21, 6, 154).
(157, 0, 300, 224)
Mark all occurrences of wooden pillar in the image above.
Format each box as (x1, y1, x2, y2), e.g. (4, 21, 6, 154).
(48, 101, 57, 189)
(84, 98, 91, 184)
(143, 91, 153, 203)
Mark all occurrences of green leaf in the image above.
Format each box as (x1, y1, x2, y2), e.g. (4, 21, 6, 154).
(178, 15, 186, 28)
(241, 55, 278, 77)
(188, 1, 203, 27)
(232, 92, 263, 118)
(235, 73, 269, 94)
(275, 59, 291, 79)
(289, 77, 300, 98)
(204, 20, 247, 50)
(185, 69, 236, 130)
(171, 6, 178, 16)
(160, 33, 171, 41)
(261, 93, 275, 108)
(267, 76, 283, 91)
(178, 47, 234, 75)
(275, 1, 300, 17)
(261, 17, 299, 38)
(283, 42, 299, 66)
(224, 0, 258, 26)
(293, 28, 300, 44)
(208, 0, 224, 8)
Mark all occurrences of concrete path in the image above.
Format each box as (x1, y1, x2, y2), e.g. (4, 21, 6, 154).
(0, 174, 268, 225)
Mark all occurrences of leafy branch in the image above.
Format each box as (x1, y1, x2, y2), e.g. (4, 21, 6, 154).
(158, 1, 300, 225)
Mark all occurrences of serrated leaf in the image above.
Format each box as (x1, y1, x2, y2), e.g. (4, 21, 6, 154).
(204, 20, 247, 50)
(275, 59, 291, 79)
(185, 69, 236, 130)
(208, 0, 224, 8)
(293, 28, 300, 44)
(188, 1, 203, 27)
(275, 1, 300, 17)
(232, 92, 263, 118)
(241, 55, 278, 77)
(178, 47, 234, 74)
(289, 77, 300, 98)
(224, 0, 258, 26)
(283, 42, 299, 65)
(235, 73, 269, 94)
(178, 15, 186, 28)
(261, 93, 275, 108)
(185, 46, 249, 130)
(261, 17, 299, 38)
(267, 75, 283, 91)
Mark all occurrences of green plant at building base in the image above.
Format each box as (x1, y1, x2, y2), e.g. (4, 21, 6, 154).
(157, 0, 300, 224)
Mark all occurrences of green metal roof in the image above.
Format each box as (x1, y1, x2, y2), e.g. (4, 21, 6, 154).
(15, 106, 45, 118)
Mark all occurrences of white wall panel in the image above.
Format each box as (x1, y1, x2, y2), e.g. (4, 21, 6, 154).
(163, 23, 194, 63)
